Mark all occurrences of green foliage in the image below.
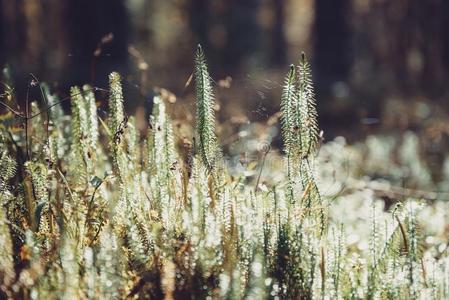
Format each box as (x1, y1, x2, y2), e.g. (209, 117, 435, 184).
(281, 65, 297, 205)
(0, 48, 447, 300)
(297, 53, 319, 159)
(0, 143, 16, 197)
(194, 44, 222, 173)
(82, 84, 99, 151)
(280, 53, 325, 234)
(108, 72, 125, 135)
(280, 64, 298, 160)
(0, 204, 14, 296)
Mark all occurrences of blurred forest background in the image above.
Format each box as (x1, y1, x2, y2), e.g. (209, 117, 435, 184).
(1, 0, 449, 141)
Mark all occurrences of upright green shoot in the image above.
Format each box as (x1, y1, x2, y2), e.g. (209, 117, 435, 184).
(194, 44, 221, 173)
(280, 65, 297, 204)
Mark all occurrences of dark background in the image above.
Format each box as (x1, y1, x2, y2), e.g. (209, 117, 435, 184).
(1, 0, 449, 140)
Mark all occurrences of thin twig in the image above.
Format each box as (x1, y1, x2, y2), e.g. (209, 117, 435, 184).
(30, 73, 50, 141)
(0, 87, 107, 120)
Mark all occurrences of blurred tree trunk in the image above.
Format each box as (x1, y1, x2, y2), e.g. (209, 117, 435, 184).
(0, 0, 45, 105)
(374, 0, 449, 96)
(417, 0, 448, 96)
(313, 0, 353, 128)
(0, 1, 63, 98)
(270, 0, 287, 66)
(187, 0, 262, 74)
(63, 0, 130, 90)
(443, 1, 449, 80)
(224, 0, 262, 72)
(313, 0, 351, 89)
(0, 0, 25, 68)
(187, 0, 209, 48)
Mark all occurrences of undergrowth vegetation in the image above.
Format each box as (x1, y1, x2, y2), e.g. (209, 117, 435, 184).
(0, 46, 448, 299)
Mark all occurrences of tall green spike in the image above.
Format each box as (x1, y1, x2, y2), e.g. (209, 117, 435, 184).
(281, 64, 298, 158)
(297, 52, 319, 159)
(281, 65, 298, 203)
(108, 72, 124, 136)
(194, 44, 221, 172)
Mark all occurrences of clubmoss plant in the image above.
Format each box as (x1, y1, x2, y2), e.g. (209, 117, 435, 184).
(0, 48, 446, 299)
(280, 64, 297, 204)
(297, 52, 319, 159)
(70, 86, 91, 184)
(82, 84, 99, 151)
(108, 72, 128, 185)
(194, 44, 222, 173)
(280, 53, 325, 234)
(0, 206, 14, 296)
(108, 72, 125, 136)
